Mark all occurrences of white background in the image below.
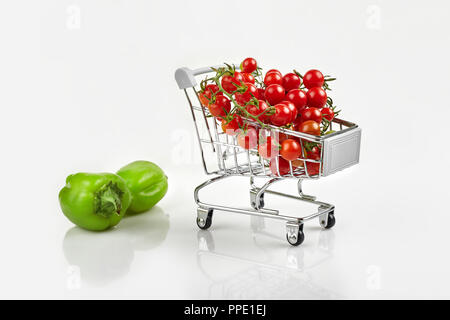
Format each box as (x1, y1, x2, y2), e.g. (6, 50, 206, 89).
(1, 0, 449, 299)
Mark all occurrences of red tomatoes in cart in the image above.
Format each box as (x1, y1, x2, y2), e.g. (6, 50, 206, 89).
(303, 69, 324, 89)
(270, 157, 291, 176)
(266, 69, 282, 77)
(282, 73, 302, 92)
(208, 95, 231, 118)
(240, 57, 257, 73)
(256, 88, 265, 100)
(242, 72, 255, 84)
(199, 87, 222, 107)
(221, 115, 243, 135)
(264, 72, 283, 87)
(246, 100, 271, 122)
(237, 127, 258, 150)
(306, 87, 327, 109)
(258, 136, 279, 159)
(280, 139, 302, 161)
(265, 84, 285, 105)
(235, 82, 257, 106)
(297, 120, 320, 136)
(281, 100, 297, 123)
(301, 107, 322, 123)
(286, 89, 307, 112)
(270, 103, 292, 126)
(321, 107, 335, 121)
(221, 72, 244, 94)
(306, 146, 321, 160)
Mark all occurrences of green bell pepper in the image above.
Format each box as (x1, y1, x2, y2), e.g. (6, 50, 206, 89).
(59, 173, 132, 231)
(117, 160, 168, 214)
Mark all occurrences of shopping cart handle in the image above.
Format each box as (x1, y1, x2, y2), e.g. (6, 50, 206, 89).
(175, 65, 234, 89)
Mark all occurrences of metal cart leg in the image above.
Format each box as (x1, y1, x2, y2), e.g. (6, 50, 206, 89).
(250, 177, 282, 211)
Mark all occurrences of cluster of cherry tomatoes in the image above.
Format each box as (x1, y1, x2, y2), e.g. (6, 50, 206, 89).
(198, 57, 340, 176)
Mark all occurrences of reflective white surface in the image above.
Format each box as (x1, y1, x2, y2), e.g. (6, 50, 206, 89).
(1, 0, 450, 299)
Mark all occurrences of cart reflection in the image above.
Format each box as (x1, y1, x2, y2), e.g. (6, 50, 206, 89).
(196, 216, 340, 299)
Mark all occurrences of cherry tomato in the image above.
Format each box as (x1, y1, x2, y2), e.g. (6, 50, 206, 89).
(221, 115, 243, 135)
(247, 100, 271, 122)
(280, 139, 302, 161)
(235, 82, 258, 106)
(305, 162, 320, 176)
(301, 107, 322, 123)
(256, 88, 265, 100)
(270, 157, 291, 176)
(303, 69, 324, 89)
(240, 57, 257, 73)
(298, 120, 320, 136)
(198, 88, 223, 107)
(266, 69, 282, 77)
(306, 87, 327, 109)
(308, 146, 321, 161)
(265, 84, 285, 105)
(205, 84, 220, 94)
(282, 73, 302, 92)
(221, 72, 244, 94)
(270, 104, 292, 126)
(208, 95, 231, 118)
(321, 107, 335, 121)
(285, 89, 307, 112)
(242, 72, 255, 84)
(258, 136, 279, 159)
(281, 100, 297, 123)
(264, 72, 283, 87)
(237, 127, 258, 150)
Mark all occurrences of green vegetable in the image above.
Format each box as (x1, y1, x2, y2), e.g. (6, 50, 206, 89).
(117, 160, 168, 214)
(59, 173, 132, 231)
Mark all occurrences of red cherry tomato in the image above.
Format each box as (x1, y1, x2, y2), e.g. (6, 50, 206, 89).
(282, 73, 302, 92)
(258, 136, 279, 159)
(205, 84, 220, 94)
(256, 88, 265, 100)
(270, 103, 292, 126)
(221, 72, 244, 94)
(264, 72, 283, 87)
(281, 100, 297, 123)
(298, 120, 320, 136)
(237, 127, 258, 150)
(265, 84, 285, 105)
(198, 88, 223, 107)
(208, 95, 231, 118)
(306, 87, 327, 109)
(303, 69, 324, 89)
(221, 115, 243, 135)
(301, 107, 322, 123)
(270, 157, 291, 176)
(306, 146, 321, 160)
(241, 57, 257, 73)
(305, 162, 320, 176)
(246, 99, 271, 122)
(242, 72, 255, 84)
(321, 107, 335, 121)
(235, 82, 258, 106)
(285, 89, 307, 113)
(266, 69, 282, 77)
(280, 139, 302, 161)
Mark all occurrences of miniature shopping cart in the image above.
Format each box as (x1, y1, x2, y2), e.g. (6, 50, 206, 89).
(175, 64, 361, 246)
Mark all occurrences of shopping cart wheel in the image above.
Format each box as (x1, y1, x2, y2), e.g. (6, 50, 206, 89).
(324, 212, 336, 229)
(196, 207, 213, 230)
(286, 223, 305, 246)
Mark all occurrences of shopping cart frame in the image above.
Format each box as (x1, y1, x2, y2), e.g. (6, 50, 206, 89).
(175, 64, 361, 246)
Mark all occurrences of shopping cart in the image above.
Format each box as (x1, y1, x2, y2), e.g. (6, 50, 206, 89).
(175, 64, 361, 246)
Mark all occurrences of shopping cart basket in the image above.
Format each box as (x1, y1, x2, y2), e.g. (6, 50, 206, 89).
(175, 64, 361, 246)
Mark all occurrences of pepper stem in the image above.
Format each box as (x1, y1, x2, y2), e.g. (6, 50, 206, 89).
(94, 182, 124, 218)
